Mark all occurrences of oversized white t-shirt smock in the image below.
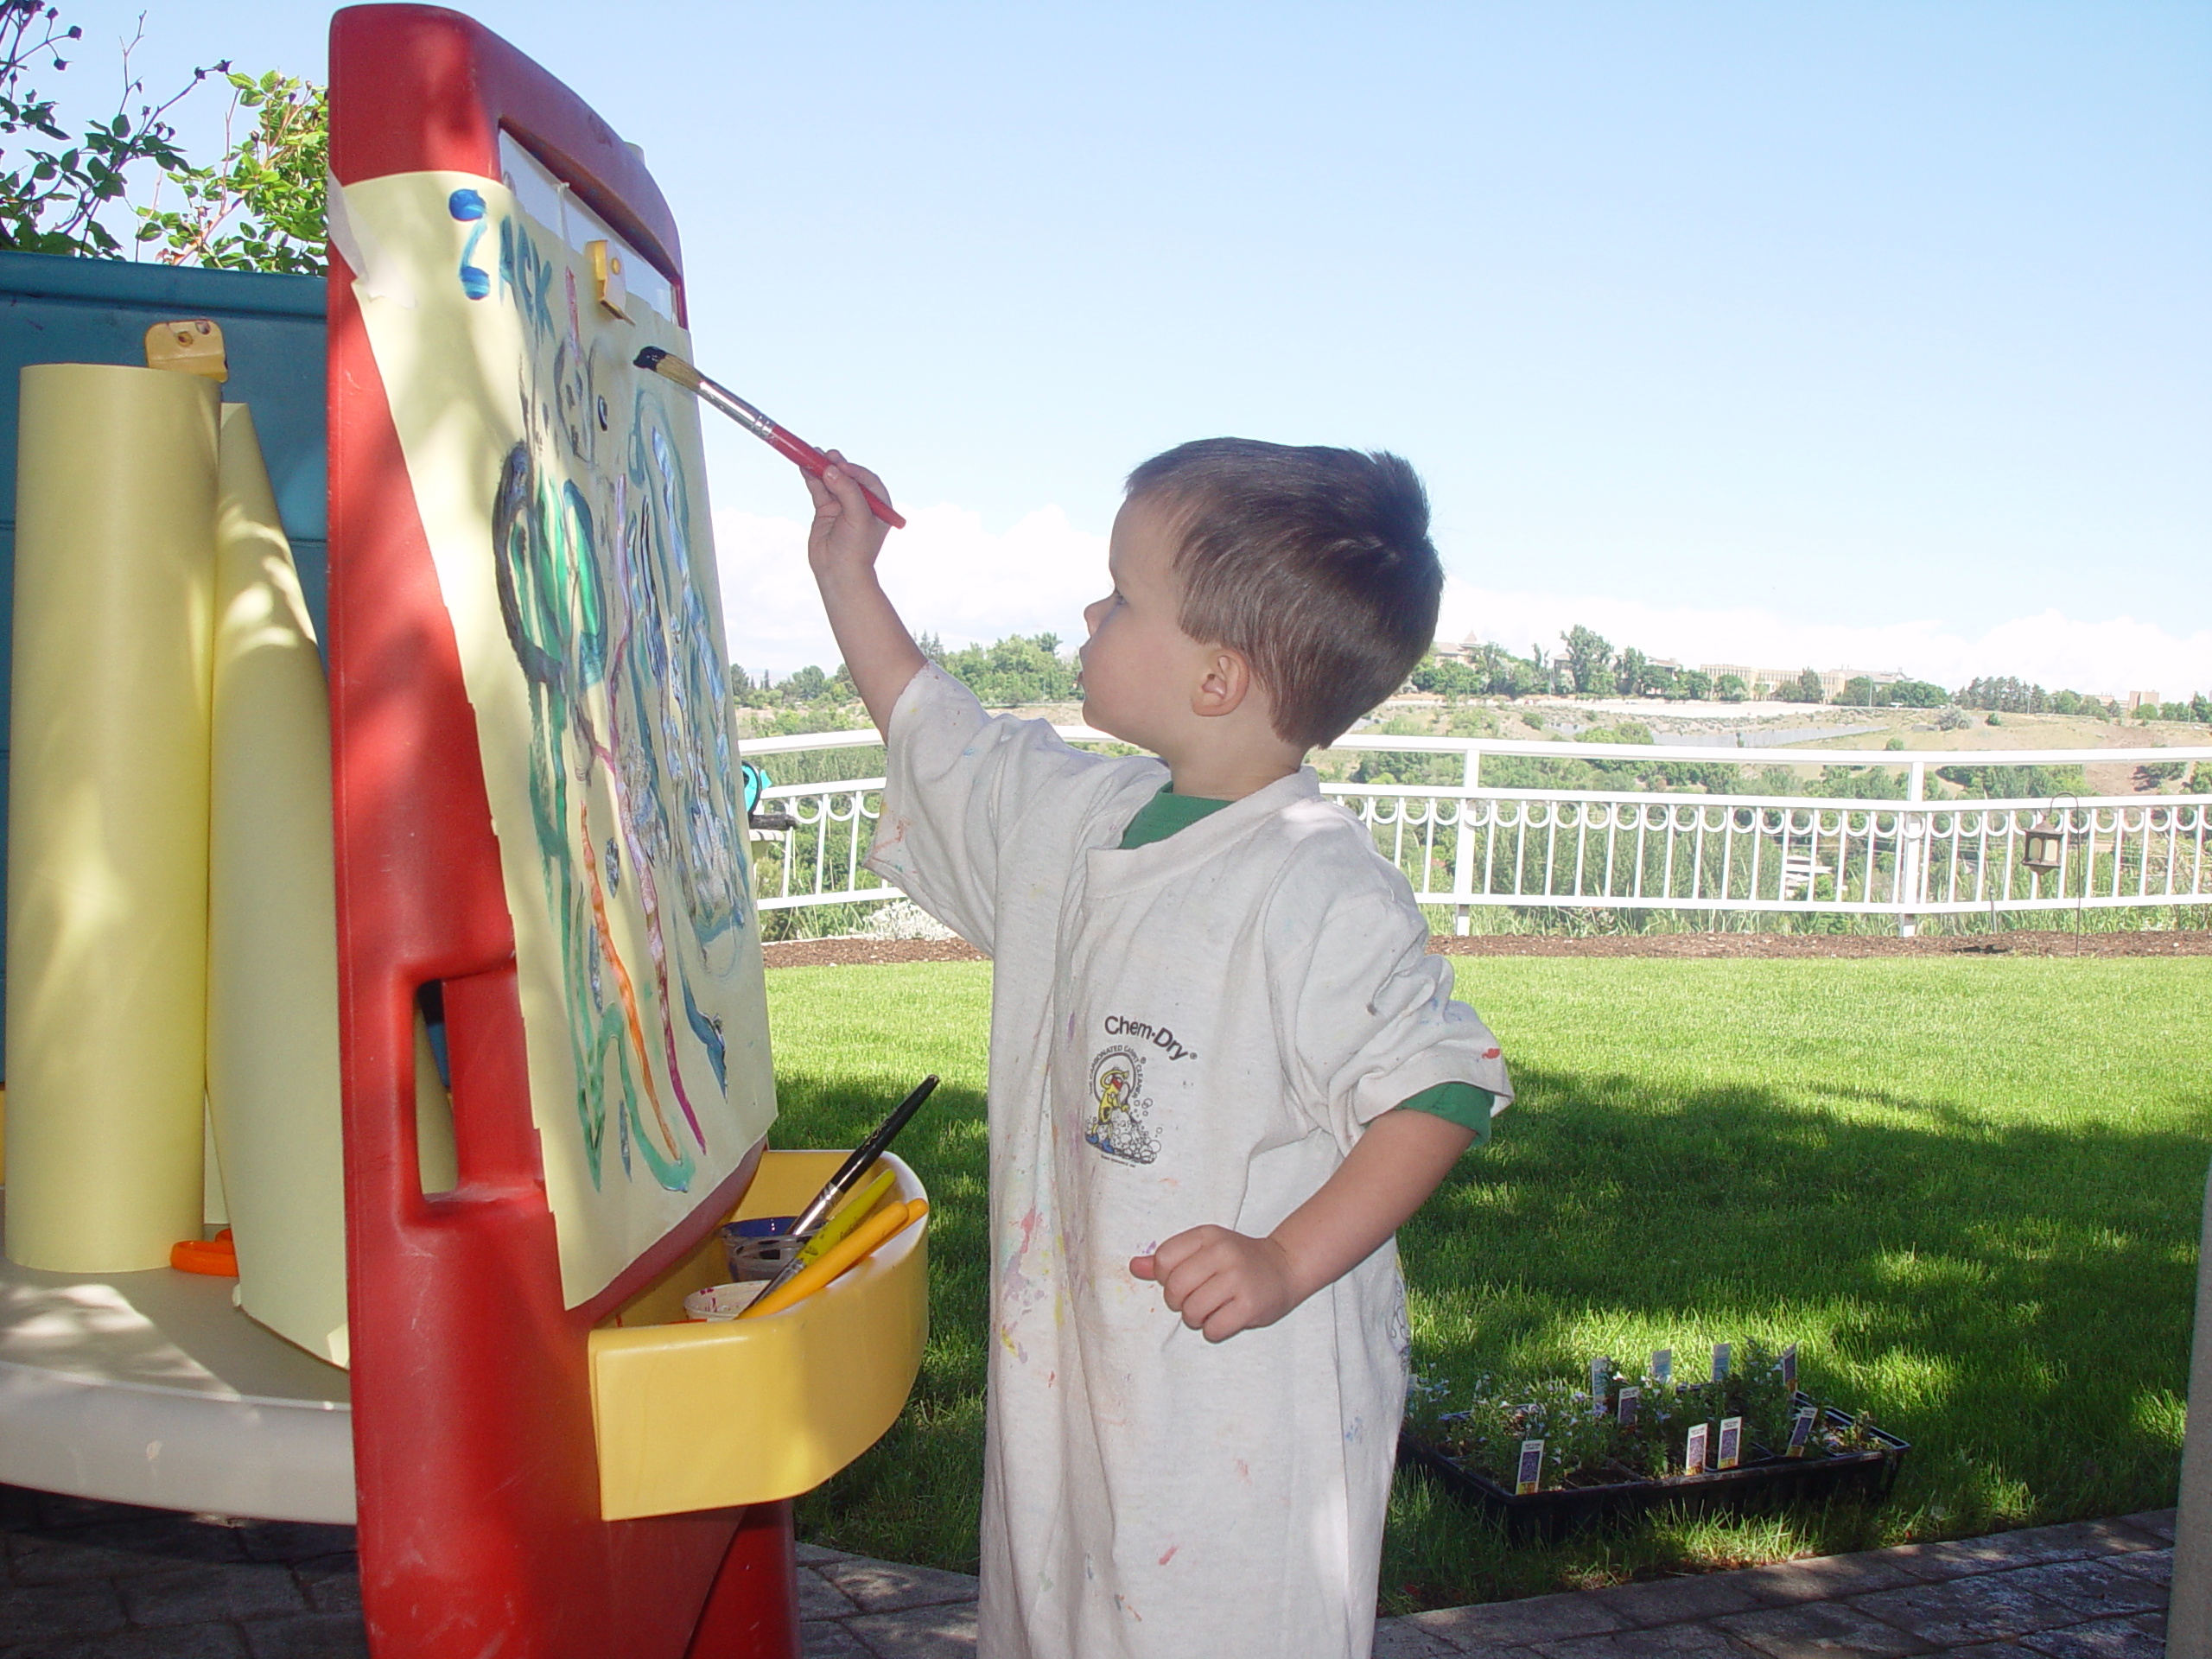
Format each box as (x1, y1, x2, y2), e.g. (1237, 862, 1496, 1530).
(867, 664, 1513, 1659)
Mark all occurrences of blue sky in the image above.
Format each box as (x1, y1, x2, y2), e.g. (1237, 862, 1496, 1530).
(67, 2, 2212, 694)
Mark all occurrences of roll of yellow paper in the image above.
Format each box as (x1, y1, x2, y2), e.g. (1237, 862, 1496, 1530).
(5, 364, 219, 1271)
(204, 404, 350, 1364)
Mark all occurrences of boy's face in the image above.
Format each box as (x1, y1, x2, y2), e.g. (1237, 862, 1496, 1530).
(1078, 495, 1214, 753)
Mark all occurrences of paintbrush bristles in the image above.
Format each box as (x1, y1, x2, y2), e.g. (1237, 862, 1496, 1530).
(632, 345, 703, 391)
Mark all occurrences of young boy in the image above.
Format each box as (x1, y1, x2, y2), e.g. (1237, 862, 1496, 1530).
(804, 439, 1511, 1659)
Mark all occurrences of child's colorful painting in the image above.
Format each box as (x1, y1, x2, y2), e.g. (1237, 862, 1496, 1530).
(334, 149, 774, 1303)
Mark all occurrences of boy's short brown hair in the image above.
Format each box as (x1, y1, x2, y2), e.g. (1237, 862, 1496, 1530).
(1126, 438, 1443, 749)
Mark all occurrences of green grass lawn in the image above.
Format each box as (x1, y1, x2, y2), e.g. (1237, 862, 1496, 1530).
(764, 956, 2209, 1611)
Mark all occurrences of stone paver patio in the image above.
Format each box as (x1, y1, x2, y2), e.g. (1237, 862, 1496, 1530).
(0, 1482, 2173, 1656)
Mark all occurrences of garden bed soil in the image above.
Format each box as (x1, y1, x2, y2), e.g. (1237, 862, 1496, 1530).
(764, 927, 2210, 969)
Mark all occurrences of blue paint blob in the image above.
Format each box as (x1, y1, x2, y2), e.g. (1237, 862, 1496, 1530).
(457, 219, 490, 300)
(447, 188, 486, 221)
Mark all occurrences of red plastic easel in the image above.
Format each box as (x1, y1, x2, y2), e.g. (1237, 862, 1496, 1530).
(326, 10, 794, 1654)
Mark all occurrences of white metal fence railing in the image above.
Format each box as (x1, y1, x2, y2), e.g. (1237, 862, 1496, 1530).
(739, 728, 2211, 933)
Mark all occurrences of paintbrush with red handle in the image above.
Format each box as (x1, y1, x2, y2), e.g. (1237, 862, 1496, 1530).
(634, 346, 906, 529)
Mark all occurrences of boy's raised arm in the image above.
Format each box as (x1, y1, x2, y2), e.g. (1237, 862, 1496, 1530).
(804, 454, 925, 739)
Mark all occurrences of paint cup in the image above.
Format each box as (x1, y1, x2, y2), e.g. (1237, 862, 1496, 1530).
(720, 1216, 801, 1281)
(683, 1281, 768, 1322)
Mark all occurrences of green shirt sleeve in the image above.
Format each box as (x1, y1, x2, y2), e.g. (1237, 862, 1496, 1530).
(1395, 1080, 1495, 1143)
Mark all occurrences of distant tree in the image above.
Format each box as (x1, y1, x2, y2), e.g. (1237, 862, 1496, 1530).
(1842, 675, 1878, 707)
(915, 630, 945, 664)
(1574, 719, 1654, 746)
(1615, 646, 1650, 696)
(938, 632, 1077, 706)
(728, 662, 753, 695)
(781, 664, 831, 702)
(1560, 625, 1614, 696)
(1777, 668, 1827, 704)
(1886, 679, 1947, 708)
(1410, 655, 1483, 698)
(2195, 692, 2212, 724)
(1472, 642, 1542, 698)
(1937, 761, 2089, 798)
(1958, 676, 2034, 714)
(1675, 668, 1712, 701)
(1643, 663, 1678, 699)
(1716, 673, 1748, 703)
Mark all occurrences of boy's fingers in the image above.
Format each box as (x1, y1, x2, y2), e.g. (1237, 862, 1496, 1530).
(823, 448, 895, 509)
(1173, 1273, 1236, 1333)
(1148, 1225, 1220, 1276)
(844, 461, 894, 503)
(1202, 1306, 1251, 1343)
(1128, 1253, 1158, 1281)
(820, 461, 872, 518)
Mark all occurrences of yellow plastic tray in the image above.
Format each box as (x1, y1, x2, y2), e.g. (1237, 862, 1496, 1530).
(588, 1149, 927, 1520)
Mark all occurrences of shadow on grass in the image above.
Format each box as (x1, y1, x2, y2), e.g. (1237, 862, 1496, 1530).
(1389, 1062, 2205, 1605)
(768, 1059, 2208, 1600)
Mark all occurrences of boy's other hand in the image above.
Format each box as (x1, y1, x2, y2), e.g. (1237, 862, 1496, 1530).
(804, 449, 895, 581)
(1130, 1225, 1299, 1343)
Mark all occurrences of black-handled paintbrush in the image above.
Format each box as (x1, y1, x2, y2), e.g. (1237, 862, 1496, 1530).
(752, 1076, 940, 1300)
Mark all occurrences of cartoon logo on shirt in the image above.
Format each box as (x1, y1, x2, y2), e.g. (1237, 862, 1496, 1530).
(1085, 1046, 1160, 1166)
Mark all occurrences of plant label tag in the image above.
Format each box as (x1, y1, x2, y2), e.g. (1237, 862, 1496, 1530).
(1684, 1422, 1708, 1478)
(1516, 1439, 1545, 1496)
(1718, 1415, 1743, 1470)
(1787, 1405, 1817, 1458)
(1711, 1342, 1731, 1382)
(1590, 1356, 1611, 1410)
(1651, 1348, 1673, 1389)
(1618, 1385, 1642, 1427)
(1781, 1343, 1798, 1395)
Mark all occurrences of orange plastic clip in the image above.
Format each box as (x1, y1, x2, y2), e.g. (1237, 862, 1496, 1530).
(171, 1228, 238, 1276)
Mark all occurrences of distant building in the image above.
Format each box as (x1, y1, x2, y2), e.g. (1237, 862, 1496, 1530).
(1700, 665, 1904, 701)
(2127, 690, 2161, 712)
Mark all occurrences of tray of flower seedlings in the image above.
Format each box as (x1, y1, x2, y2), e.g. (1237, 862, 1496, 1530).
(1397, 1339, 1910, 1541)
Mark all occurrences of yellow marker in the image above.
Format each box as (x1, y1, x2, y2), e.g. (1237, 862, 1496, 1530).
(740, 1198, 927, 1320)
(801, 1168, 897, 1264)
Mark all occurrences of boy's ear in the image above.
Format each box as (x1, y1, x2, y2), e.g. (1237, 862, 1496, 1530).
(1191, 646, 1254, 720)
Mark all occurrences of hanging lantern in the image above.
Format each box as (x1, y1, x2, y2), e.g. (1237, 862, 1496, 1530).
(2021, 817, 2066, 874)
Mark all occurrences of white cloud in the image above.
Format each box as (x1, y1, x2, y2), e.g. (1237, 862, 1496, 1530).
(708, 500, 2209, 699)
(1439, 582, 2210, 701)
(712, 503, 1108, 676)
